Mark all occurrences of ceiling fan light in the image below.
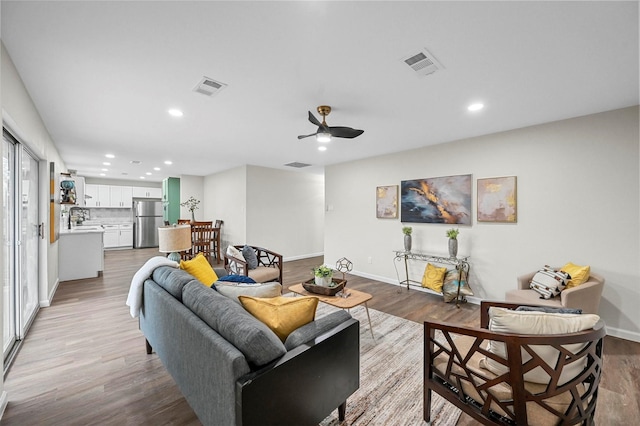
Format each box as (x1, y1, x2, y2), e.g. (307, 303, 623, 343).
(316, 132, 332, 143)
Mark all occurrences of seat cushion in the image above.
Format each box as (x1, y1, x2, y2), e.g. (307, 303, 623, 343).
(505, 288, 563, 307)
(182, 281, 286, 367)
(248, 266, 280, 283)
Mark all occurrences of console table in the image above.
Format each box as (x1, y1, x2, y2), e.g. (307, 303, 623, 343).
(393, 250, 471, 308)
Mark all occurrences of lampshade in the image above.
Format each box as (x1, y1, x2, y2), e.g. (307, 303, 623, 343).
(158, 225, 192, 261)
(316, 131, 332, 143)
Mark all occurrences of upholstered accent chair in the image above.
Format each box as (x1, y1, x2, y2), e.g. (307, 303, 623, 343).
(224, 245, 283, 283)
(424, 301, 605, 426)
(506, 270, 605, 314)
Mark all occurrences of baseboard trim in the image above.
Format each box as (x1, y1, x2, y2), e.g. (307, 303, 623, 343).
(283, 252, 324, 262)
(40, 278, 60, 308)
(605, 326, 640, 343)
(0, 390, 8, 421)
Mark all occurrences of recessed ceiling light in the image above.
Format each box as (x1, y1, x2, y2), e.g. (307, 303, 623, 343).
(168, 109, 183, 117)
(103, 162, 111, 166)
(146, 172, 152, 176)
(105, 154, 115, 159)
(164, 161, 173, 165)
(99, 173, 106, 176)
(139, 176, 146, 179)
(468, 103, 484, 112)
(101, 168, 108, 171)
(153, 167, 161, 171)
(318, 146, 327, 151)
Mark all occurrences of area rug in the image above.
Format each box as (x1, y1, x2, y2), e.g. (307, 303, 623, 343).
(315, 303, 462, 426)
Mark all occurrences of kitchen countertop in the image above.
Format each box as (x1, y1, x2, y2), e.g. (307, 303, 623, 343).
(60, 226, 105, 235)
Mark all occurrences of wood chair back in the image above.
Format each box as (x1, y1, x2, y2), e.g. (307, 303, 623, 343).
(190, 221, 214, 261)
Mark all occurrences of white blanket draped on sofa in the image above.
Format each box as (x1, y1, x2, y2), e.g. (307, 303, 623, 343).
(126, 256, 178, 318)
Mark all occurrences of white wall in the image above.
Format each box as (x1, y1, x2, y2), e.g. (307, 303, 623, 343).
(203, 166, 247, 250)
(179, 174, 204, 221)
(203, 165, 324, 260)
(325, 106, 640, 342)
(246, 165, 324, 259)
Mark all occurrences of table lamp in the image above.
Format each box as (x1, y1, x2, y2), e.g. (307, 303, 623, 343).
(158, 225, 192, 262)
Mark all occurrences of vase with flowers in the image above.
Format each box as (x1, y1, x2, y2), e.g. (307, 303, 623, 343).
(180, 196, 200, 223)
(446, 228, 459, 258)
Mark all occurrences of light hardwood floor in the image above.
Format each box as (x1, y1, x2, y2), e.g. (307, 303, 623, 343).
(2, 249, 638, 425)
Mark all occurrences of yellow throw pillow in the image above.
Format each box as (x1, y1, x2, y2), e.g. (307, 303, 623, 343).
(422, 263, 447, 293)
(180, 253, 218, 287)
(239, 296, 318, 342)
(561, 262, 590, 289)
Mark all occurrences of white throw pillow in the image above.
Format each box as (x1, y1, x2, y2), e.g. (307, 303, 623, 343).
(481, 307, 600, 385)
(226, 245, 246, 274)
(216, 282, 282, 304)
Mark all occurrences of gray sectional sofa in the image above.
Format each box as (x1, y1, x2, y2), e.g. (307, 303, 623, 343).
(139, 266, 360, 426)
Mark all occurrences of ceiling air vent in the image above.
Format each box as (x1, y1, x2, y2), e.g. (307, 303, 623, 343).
(284, 162, 311, 168)
(401, 48, 443, 77)
(193, 76, 227, 97)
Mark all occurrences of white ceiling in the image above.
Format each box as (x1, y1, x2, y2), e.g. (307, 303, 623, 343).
(2, 1, 638, 182)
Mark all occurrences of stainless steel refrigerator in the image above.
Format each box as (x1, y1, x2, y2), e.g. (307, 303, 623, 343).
(134, 200, 164, 248)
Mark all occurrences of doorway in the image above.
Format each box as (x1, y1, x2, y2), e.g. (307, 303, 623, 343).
(3, 129, 41, 373)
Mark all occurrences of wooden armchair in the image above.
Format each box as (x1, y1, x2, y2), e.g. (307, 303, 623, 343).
(424, 301, 605, 426)
(224, 245, 283, 283)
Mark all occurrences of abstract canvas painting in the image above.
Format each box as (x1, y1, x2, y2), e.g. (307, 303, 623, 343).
(401, 174, 472, 224)
(376, 185, 398, 219)
(477, 176, 517, 223)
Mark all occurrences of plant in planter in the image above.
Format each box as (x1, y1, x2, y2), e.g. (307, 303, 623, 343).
(180, 196, 200, 222)
(402, 226, 413, 251)
(312, 265, 334, 287)
(446, 228, 459, 258)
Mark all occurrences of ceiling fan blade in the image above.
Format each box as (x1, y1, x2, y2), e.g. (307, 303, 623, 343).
(328, 126, 364, 139)
(297, 133, 317, 140)
(307, 111, 323, 128)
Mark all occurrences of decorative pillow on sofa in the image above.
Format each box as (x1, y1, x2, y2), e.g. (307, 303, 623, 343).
(217, 282, 282, 304)
(481, 307, 600, 385)
(560, 262, 590, 289)
(180, 253, 218, 287)
(242, 245, 259, 270)
(442, 269, 473, 303)
(421, 263, 447, 293)
(529, 266, 570, 299)
(239, 296, 319, 342)
(217, 275, 257, 284)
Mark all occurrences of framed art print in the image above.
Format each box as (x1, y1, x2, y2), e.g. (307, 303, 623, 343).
(477, 176, 517, 223)
(376, 185, 398, 219)
(400, 174, 472, 224)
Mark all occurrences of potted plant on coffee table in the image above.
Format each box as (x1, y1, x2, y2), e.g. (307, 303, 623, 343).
(313, 265, 334, 287)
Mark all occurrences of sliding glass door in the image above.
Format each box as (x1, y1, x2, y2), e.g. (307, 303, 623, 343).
(3, 129, 40, 369)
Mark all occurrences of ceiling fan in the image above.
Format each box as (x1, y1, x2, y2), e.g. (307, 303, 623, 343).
(297, 105, 364, 142)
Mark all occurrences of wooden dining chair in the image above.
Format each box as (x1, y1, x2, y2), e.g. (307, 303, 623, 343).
(212, 220, 223, 263)
(190, 221, 214, 263)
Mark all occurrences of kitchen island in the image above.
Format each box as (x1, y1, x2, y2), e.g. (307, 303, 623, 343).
(59, 226, 105, 281)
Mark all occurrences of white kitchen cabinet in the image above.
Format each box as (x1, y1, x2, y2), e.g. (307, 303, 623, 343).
(103, 223, 134, 249)
(132, 186, 162, 199)
(85, 184, 110, 207)
(109, 186, 133, 207)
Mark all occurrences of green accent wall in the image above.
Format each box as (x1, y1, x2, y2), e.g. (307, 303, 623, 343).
(162, 177, 180, 224)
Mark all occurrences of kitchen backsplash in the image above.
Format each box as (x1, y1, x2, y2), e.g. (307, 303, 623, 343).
(88, 208, 134, 223)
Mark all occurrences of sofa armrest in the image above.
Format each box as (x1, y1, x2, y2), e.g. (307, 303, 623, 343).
(560, 280, 604, 314)
(235, 318, 360, 426)
(224, 253, 249, 276)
